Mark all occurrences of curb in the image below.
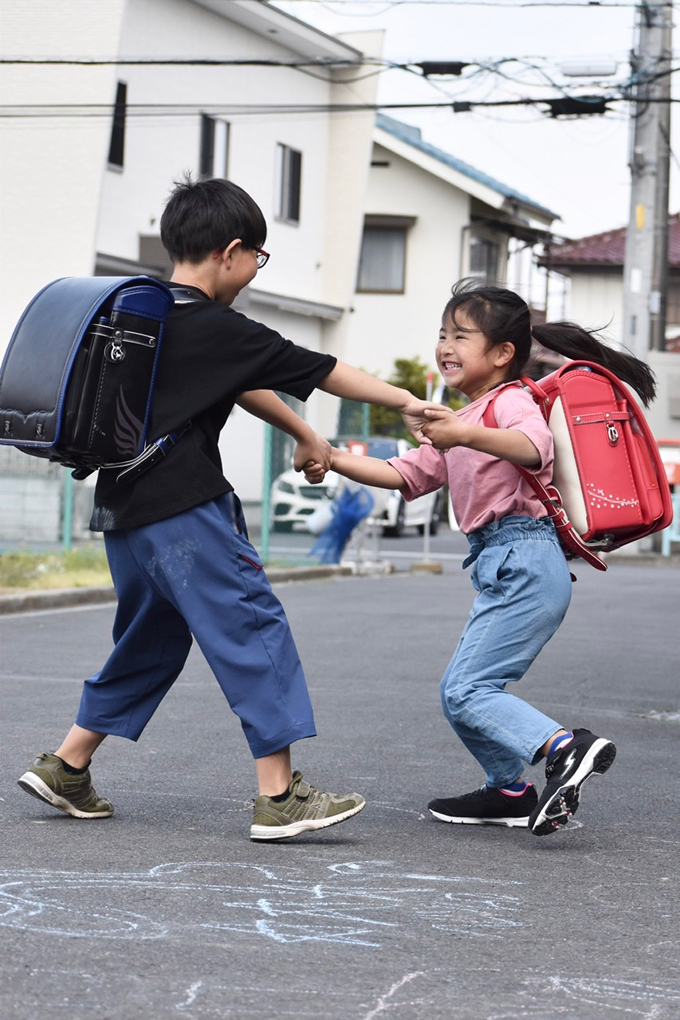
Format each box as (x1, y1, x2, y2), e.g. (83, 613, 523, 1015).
(0, 564, 355, 615)
(1, 553, 677, 615)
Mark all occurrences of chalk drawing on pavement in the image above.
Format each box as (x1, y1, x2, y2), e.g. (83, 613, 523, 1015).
(361, 971, 426, 1020)
(486, 974, 680, 1019)
(0, 859, 524, 947)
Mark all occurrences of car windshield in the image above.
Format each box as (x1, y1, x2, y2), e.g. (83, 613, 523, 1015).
(365, 439, 399, 460)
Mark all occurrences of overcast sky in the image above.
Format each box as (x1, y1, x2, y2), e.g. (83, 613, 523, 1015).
(272, 0, 678, 241)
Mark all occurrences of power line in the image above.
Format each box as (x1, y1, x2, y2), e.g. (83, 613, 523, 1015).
(4, 54, 676, 85)
(277, 0, 673, 7)
(1, 57, 381, 67)
(3, 94, 675, 119)
(5, 47, 678, 120)
(3, 54, 676, 99)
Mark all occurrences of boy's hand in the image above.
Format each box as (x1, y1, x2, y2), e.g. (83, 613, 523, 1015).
(293, 435, 332, 474)
(399, 397, 447, 445)
(421, 406, 466, 451)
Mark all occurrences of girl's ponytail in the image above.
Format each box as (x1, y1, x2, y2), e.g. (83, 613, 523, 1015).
(531, 322, 656, 407)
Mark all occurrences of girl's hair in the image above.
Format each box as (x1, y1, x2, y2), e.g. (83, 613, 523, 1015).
(444, 278, 656, 407)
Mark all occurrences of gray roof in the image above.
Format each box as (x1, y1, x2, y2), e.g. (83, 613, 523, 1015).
(375, 114, 559, 222)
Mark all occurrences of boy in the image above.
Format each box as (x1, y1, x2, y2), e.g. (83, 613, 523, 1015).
(18, 175, 436, 841)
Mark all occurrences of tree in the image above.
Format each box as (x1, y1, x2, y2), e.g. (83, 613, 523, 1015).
(370, 356, 430, 437)
(337, 356, 466, 439)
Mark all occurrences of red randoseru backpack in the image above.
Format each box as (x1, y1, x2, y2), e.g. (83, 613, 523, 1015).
(484, 361, 674, 571)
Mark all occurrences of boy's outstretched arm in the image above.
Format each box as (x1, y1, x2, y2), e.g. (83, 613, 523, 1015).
(236, 391, 331, 477)
(317, 362, 436, 444)
(329, 448, 406, 491)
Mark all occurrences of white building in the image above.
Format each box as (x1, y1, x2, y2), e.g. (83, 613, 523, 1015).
(0, 0, 558, 541)
(1, 0, 381, 532)
(338, 114, 557, 379)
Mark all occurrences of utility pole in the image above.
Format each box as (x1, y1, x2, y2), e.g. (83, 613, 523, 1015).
(622, 0, 673, 359)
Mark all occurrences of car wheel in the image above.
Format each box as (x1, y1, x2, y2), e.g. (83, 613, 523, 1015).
(383, 498, 406, 537)
(418, 511, 440, 537)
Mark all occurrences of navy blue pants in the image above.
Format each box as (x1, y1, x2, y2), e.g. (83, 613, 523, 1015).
(76, 493, 316, 758)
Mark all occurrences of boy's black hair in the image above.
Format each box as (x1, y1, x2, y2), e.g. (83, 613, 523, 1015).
(444, 278, 656, 407)
(160, 174, 267, 264)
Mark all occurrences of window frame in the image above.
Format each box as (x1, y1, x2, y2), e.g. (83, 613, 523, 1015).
(275, 143, 302, 225)
(468, 233, 500, 284)
(356, 215, 416, 295)
(107, 81, 127, 169)
(199, 114, 230, 179)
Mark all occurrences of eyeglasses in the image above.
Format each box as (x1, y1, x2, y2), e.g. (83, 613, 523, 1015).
(255, 247, 270, 269)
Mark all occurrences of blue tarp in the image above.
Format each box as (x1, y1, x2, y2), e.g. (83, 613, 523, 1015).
(311, 486, 375, 564)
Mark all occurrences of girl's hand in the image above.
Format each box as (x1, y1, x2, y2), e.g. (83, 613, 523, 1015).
(421, 406, 466, 451)
(423, 408, 541, 465)
(303, 461, 327, 484)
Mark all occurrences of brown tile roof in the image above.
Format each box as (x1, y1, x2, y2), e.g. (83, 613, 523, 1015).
(542, 212, 680, 268)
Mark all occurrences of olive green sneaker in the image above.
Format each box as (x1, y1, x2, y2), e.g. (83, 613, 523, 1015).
(17, 752, 114, 819)
(250, 770, 365, 841)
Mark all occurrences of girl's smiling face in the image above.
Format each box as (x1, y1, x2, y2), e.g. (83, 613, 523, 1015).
(436, 307, 514, 401)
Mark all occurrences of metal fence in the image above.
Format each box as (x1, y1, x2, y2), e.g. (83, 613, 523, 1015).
(2, 402, 677, 567)
(0, 447, 95, 551)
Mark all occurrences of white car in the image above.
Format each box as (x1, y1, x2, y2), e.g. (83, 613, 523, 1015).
(270, 437, 444, 536)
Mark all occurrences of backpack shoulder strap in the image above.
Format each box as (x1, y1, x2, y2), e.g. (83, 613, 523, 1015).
(167, 284, 209, 304)
(111, 285, 204, 485)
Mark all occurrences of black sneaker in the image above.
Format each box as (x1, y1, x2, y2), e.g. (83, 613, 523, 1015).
(529, 728, 616, 837)
(428, 784, 538, 828)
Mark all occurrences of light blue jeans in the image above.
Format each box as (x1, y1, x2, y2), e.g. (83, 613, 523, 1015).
(440, 516, 573, 788)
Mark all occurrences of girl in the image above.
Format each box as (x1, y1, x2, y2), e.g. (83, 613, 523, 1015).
(328, 279, 656, 837)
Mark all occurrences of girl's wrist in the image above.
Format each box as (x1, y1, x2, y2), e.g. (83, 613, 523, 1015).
(459, 422, 476, 448)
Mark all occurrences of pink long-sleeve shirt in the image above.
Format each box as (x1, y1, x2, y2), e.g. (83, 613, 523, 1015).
(387, 382, 554, 535)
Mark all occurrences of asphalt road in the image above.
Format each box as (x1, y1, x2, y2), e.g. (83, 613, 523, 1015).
(1, 554, 679, 1020)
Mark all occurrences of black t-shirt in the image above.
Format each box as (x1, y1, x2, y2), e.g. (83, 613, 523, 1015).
(90, 288, 337, 531)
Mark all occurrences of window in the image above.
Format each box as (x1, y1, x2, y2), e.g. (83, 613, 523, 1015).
(469, 235, 499, 283)
(276, 144, 302, 223)
(107, 81, 127, 168)
(356, 216, 415, 294)
(199, 115, 230, 179)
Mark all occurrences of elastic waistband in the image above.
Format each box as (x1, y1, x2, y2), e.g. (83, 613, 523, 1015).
(464, 515, 556, 568)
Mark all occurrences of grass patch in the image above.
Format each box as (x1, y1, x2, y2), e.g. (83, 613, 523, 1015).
(0, 548, 112, 591)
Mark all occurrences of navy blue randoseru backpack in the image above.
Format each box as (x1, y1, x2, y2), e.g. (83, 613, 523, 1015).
(0, 276, 188, 484)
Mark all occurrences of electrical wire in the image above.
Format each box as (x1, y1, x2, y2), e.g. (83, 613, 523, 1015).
(3, 94, 676, 120)
(279, 0, 674, 9)
(3, 39, 677, 121)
